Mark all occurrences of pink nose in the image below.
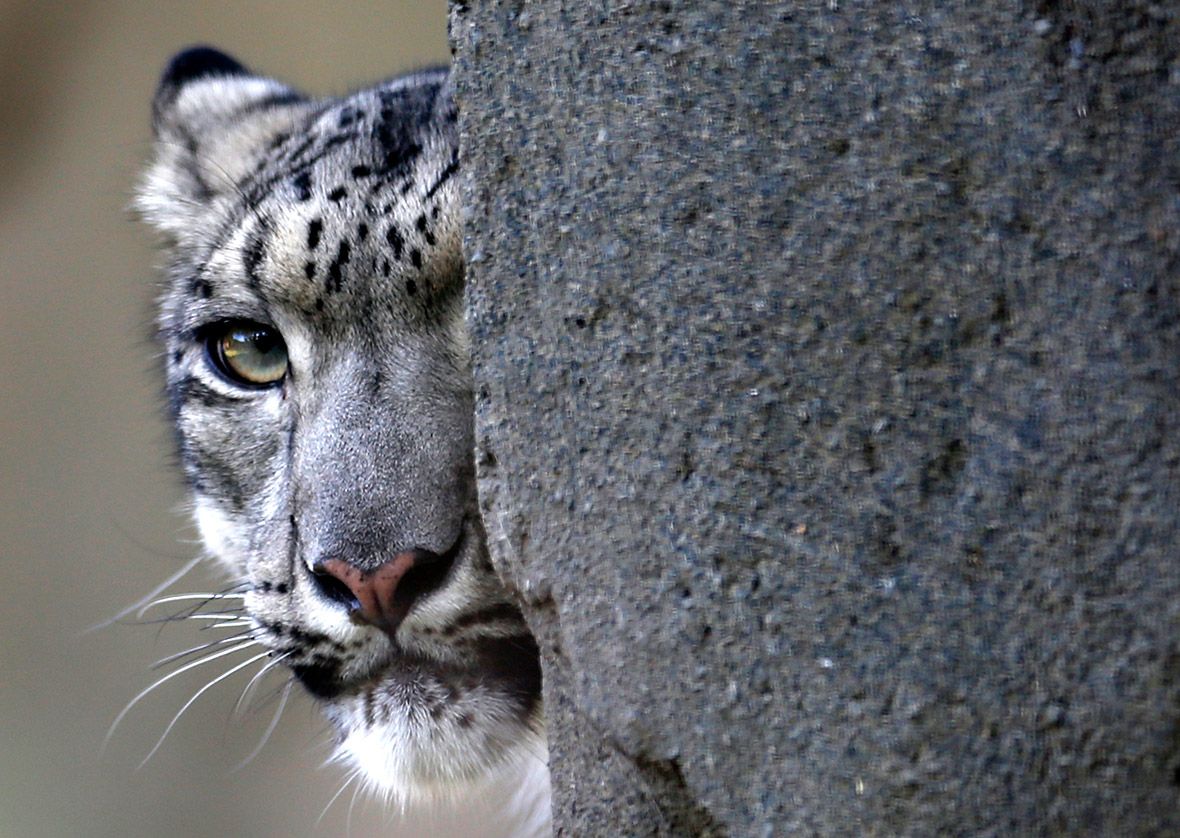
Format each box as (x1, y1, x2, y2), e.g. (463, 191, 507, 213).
(314, 552, 422, 633)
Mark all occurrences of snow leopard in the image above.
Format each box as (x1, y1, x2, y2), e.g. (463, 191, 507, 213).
(134, 46, 548, 829)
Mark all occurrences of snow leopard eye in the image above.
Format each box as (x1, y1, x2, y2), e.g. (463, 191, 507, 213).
(206, 322, 288, 387)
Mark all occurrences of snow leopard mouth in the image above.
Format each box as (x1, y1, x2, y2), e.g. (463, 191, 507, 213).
(290, 631, 541, 708)
(288, 519, 539, 703)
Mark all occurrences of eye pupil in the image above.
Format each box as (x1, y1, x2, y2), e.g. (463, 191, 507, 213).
(208, 323, 288, 386)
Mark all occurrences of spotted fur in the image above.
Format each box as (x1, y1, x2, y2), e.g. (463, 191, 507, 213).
(136, 47, 547, 828)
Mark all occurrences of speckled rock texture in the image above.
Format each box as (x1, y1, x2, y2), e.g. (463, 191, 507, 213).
(450, 1, 1180, 834)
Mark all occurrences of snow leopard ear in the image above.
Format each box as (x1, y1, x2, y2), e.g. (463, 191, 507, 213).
(137, 46, 307, 242)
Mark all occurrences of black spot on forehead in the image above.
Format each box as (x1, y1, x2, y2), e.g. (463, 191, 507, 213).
(292, 170, 312, 201)
(327, 239, 351, 293)
(385, 225, 405, 261)
(283, 133, 319, 166)
(374, 88, 432, 179)
(190, 276, 213, 298)
(426, 152, 458, 199)
(337, 106, 365, 129)
(242, 217, 271, 289)
(415, 213, 435, 247)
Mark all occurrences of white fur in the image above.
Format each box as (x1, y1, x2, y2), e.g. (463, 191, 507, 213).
(334, 728, 551, 838)
(193, 497, 247, 573)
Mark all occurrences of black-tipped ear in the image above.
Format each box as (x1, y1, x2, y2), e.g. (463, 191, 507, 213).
(160, 46, 248, 89)
(138, 47, 307, 243)
(152, 46, 259, 126)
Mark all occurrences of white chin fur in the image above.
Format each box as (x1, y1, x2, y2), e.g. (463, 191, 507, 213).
(331, 694, 544, 796)
(333, 726, 551, 838)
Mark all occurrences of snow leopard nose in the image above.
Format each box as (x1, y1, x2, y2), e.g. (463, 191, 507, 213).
(312, 548, 450, 635)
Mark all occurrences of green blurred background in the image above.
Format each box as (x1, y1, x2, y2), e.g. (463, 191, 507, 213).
(0, 2, 503, 835)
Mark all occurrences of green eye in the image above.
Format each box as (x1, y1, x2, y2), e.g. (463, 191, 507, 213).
(207, 323, 288, 387)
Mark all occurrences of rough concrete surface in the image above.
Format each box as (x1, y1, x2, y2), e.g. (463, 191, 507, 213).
(452, 1, 1180, 834)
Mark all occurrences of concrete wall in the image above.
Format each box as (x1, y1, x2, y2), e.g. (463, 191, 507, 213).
(452, 1, 1180, 833)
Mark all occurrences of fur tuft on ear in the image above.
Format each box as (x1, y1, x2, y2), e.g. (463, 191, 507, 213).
(137, 46, 307, 244)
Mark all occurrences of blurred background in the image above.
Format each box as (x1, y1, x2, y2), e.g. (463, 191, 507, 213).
(0, 2, 516, 835)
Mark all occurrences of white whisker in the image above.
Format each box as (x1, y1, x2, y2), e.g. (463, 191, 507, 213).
(137, 591, 247, 619)
(150, 631, 258, 670)
(84, 555, 204, 633)
(205, 620, 254, 630)
(139, 649, 272, 768)
(231, 678, 294, 772)
(104, 639, 260, 751)
(318, 767, 363, 826)
(347, 779, 363, 838)
(233, 652, 291, 717)
(137, 609, 246, 628)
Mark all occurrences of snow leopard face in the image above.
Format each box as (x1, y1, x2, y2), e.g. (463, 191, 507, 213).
(137, 48, 542, 799)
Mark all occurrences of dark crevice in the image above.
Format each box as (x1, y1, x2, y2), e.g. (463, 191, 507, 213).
(632, 752, 728, 837)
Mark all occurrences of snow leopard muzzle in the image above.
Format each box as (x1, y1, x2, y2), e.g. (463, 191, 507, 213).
(310, 531, 462, 636)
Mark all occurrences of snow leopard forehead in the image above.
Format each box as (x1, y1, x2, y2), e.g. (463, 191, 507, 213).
(141, 50, 461, 345)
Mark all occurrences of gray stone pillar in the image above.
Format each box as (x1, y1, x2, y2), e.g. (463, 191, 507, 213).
(451, 2, 1180, 833)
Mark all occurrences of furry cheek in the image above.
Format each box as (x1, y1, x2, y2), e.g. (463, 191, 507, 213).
(193, 496, 249, 574)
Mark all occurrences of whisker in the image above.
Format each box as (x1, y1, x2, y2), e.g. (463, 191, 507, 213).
(136, 609, 247, 627)
(103, 639, 260, 751)
(139, 649, 272, 768)
(347, 779, 363, 838)
(150, 630, 259, 670)
(84, 555, 204, 633)
(231, 678, 294, 772)
(142, 591, 249, 630)
(318, 767, 363, 826)
(204, 620, 254, 631)
(137, 591, 248, 619)
(233, 652, 292, 717)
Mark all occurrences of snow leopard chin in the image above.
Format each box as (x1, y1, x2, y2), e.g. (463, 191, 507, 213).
(336, 729, 553, 838)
